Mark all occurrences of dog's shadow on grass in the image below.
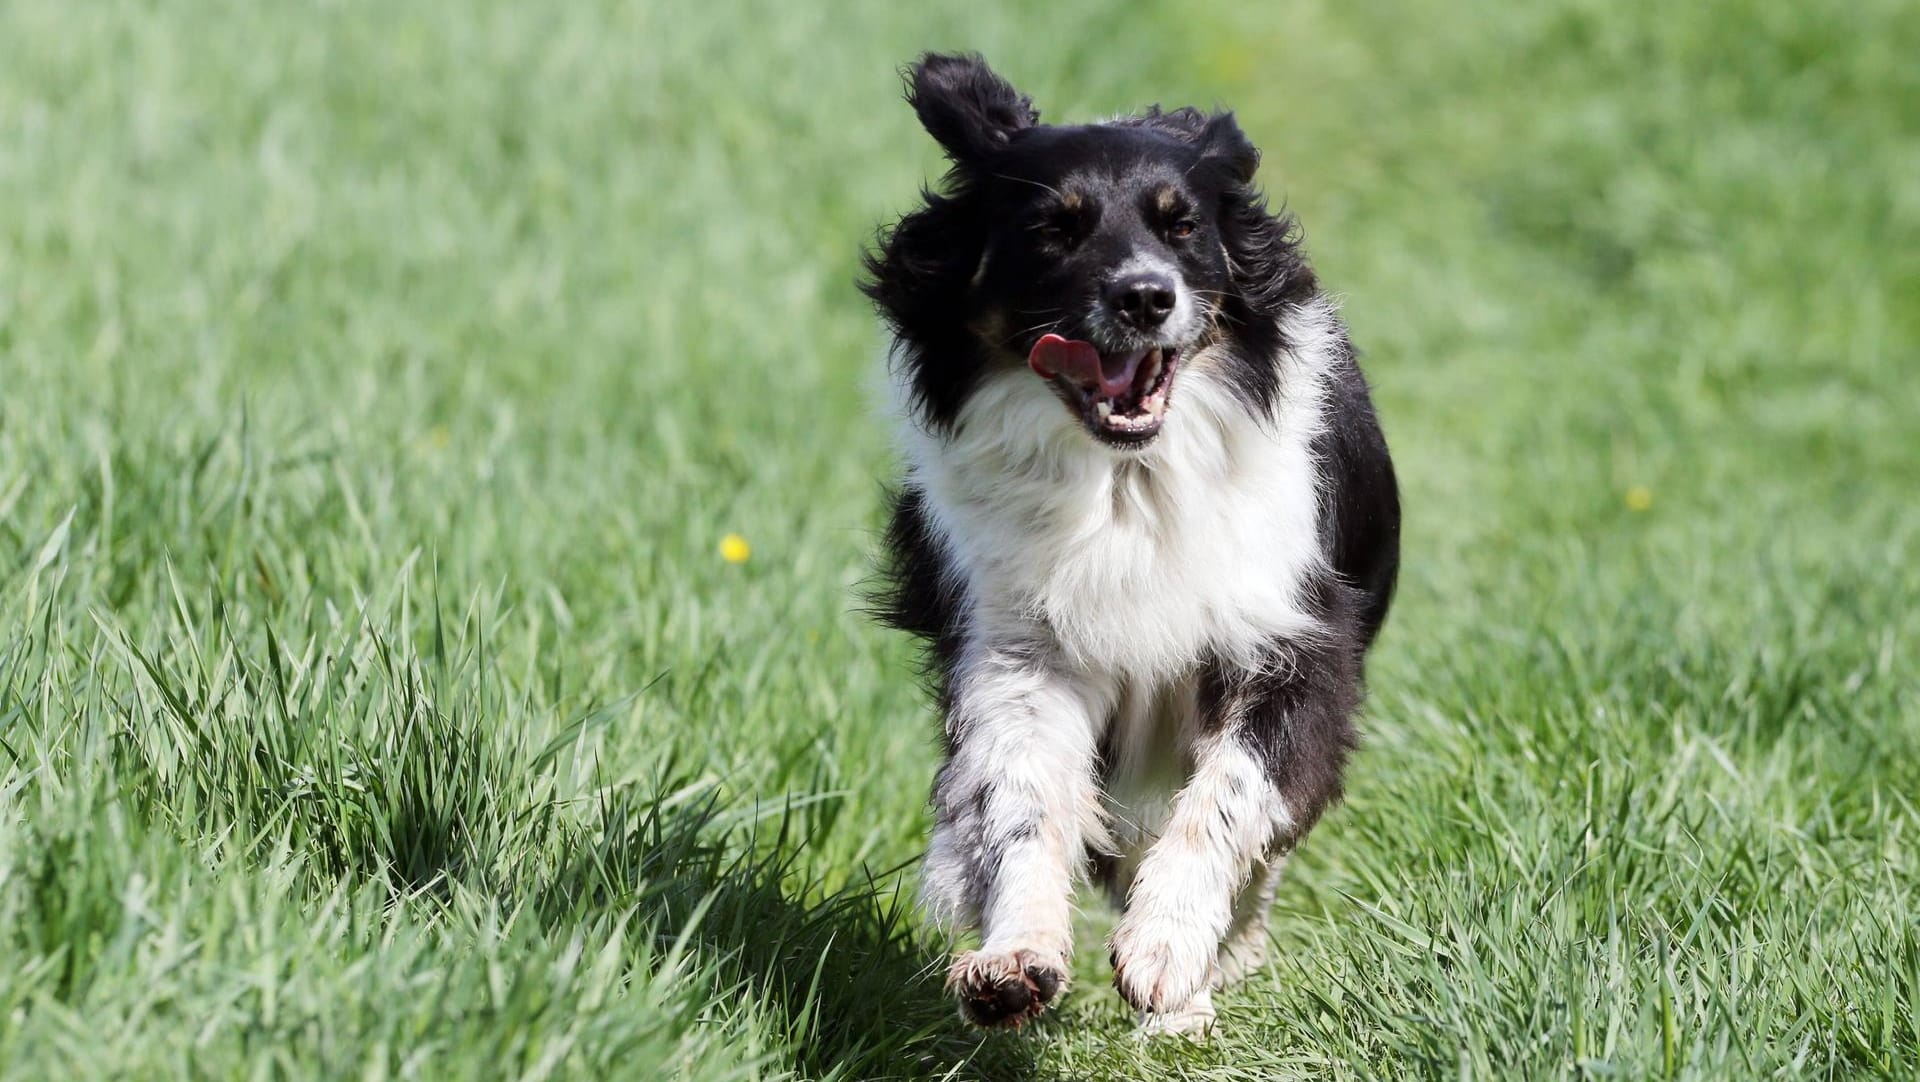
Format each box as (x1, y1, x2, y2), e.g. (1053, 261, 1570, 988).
(536, 791, 1042, 1081)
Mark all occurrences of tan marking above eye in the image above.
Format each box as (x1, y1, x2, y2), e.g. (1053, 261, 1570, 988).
(1155, 187, 1180, 214)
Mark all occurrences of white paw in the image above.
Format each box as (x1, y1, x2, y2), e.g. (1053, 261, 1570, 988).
(1137, 986, 1216, 1040)
(1213, 928, 1270, 988)
(945, 946, 1070, 1027)
(1110, 909, 1218, 1015)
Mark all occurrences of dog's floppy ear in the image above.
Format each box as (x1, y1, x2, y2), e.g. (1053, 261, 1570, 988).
(1197, 111, 1261, 185)
(906, 53, 1039, 164)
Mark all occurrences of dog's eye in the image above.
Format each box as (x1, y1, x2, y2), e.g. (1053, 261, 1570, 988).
(1168, 219, 1198, 241)
(1034, 216, 1081, 246)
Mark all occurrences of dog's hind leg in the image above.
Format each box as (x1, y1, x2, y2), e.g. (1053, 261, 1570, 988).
(1215, 850, 1287, 988)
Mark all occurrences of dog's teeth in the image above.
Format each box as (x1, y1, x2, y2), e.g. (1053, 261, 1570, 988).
(1095, 400, 1112, 420)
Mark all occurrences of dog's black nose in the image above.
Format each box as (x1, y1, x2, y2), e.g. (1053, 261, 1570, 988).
(1105, 274, 1177, 330)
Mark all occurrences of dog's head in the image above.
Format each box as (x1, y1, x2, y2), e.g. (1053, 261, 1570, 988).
(866, 53, 1313, 449)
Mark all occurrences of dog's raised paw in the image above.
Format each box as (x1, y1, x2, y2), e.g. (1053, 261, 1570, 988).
(1109, 911, 1216, 1016)
(945, 948, 1068, 1027)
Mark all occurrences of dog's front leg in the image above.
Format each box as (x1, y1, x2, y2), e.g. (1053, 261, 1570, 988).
(923, 642, 1106, 1027)
(1111, 640, 1358, 1036)
(1107, 730, 1279, 1036)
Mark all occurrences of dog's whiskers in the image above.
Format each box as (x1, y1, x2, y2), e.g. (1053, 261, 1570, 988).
(999, 312, 1066, 347)
(991, 173, 1067, 200)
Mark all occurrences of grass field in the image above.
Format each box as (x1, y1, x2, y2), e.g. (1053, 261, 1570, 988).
(3, 0, 1918, 1078)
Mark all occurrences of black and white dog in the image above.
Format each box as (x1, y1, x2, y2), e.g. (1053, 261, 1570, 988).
(864, 54, 1400, 1035)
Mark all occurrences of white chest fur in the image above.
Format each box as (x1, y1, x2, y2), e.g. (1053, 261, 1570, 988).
(898, 308, 1339, 682)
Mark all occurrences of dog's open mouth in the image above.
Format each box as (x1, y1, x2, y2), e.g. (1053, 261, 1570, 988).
(1027, 334, 1181, 446)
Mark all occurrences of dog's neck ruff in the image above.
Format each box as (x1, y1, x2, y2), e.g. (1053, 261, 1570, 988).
(895, 298, 1342, 680)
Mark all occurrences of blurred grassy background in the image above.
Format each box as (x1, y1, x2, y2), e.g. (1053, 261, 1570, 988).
(1, 0, 1916, 1078)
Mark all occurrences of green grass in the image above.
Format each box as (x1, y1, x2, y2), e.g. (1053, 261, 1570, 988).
(3, 0, 1917, 1077)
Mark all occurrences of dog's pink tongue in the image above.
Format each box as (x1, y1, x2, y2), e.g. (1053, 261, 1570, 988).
(1028, 334, 1140, 398)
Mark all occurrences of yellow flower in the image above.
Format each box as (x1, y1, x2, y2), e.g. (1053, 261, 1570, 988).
(719, 533, 751, 564)
(1625, 485, 1654, 512)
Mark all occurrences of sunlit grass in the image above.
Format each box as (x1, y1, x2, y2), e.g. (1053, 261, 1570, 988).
(1, 0, 1915, 1078)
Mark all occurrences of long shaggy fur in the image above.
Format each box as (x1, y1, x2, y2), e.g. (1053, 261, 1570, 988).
(863, 52, 1401, 1035)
